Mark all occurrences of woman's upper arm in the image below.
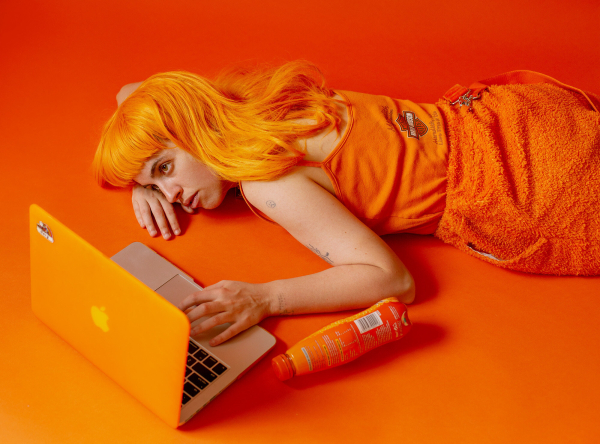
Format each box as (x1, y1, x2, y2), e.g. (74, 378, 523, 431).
(240, 172, 408, 275)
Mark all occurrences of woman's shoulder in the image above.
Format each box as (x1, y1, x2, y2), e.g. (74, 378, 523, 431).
(240, 170, 307, 204)
(240, 168, 336, 218)
(294, 93, 351, 162)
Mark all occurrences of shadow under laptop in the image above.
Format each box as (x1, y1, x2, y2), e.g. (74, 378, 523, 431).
(176, 342, 289, 430)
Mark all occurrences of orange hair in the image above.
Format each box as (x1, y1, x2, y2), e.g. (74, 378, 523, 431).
(92, 61, 342, 187)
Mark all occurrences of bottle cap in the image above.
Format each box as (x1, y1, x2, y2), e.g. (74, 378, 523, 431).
(272, 354, 294, 381)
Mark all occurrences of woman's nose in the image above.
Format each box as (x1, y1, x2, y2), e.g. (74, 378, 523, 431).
(162, 184, 182, 203)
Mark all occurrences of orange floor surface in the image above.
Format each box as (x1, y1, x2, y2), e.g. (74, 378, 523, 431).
(1, 1, 599, 443)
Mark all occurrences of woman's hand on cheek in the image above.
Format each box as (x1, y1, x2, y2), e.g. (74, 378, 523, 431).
(178, 281, 274, 346)
(132, 184, 181, 239)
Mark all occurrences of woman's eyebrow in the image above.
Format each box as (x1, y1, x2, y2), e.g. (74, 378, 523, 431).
(149, 156, 167, 179)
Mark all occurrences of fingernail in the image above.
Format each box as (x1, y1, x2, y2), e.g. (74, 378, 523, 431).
(163, 232, 170, 239)
(174, 229, 181, 235)
(149, 229, 156, 236)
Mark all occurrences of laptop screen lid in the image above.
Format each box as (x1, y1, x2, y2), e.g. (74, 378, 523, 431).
(29, 204, 189, 428)
(111, 242, 277, 426)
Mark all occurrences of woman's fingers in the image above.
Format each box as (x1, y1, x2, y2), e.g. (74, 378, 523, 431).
(190, 312, 231, 336)
(202, 280, 228, 291)
(209, 321, 249, 346)
(137, 200, 159, 236)
(178, 281, 269, 346)
(186, 300, 223, 323)
(132, 185, 160, 236)
(132, 185, 184, 239)
(189, 312, 252, 347)
(179, 281, 230, 311)
(159, 199, 181, 236)
(179, 290, 211, 312)
(132, 200, 145, 229)
(146, 198, 173, 239)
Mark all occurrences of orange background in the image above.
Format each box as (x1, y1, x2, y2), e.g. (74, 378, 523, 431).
(1, 0, 599, 442)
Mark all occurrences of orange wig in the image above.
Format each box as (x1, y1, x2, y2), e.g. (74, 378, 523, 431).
(93, 61, 342, 187)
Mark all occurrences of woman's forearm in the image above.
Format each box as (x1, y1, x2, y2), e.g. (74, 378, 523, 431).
(179, 262, 414, 345)
(264, 264, 415, 317)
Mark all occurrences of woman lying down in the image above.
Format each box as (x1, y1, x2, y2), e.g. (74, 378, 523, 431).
(93, 61, 600, 345)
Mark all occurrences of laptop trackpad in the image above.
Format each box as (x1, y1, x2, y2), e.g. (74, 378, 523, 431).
(155, 274, 229, 339)
(155, 274, 201, 307)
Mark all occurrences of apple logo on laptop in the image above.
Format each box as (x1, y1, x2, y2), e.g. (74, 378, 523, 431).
(91, 306, 110, 332)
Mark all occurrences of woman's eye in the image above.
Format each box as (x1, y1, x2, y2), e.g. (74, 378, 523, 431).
(159, 162, 171, 174)
(152, 185, 160, 192)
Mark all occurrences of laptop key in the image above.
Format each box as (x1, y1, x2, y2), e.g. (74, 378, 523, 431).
(203, 356, 218, 368)
(186, 355, 197, 366)
(181, 393, 191, 405)
(185, 366, 192, 377)
(194, 348, 208, 360)
(192, 362, 217, 382)
(184, 382, 200, 397)
(212, 363, 227, 375)
(188, 341, 199, 354)
(189, 373, 208, 390)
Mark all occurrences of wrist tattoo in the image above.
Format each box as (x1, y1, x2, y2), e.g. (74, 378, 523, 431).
(307, 244, 334, 265)
(278, 294, 294, 315)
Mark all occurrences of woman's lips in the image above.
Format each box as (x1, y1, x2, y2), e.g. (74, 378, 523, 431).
(191, 191, 200, 209)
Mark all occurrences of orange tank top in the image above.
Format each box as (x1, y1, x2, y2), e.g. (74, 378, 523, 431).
(240, 90, 449, 235)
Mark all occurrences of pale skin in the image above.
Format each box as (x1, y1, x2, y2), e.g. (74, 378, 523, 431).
(117, 83, 416, 346)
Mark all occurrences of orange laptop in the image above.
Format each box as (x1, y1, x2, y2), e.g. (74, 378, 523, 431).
(29, 204, 276, 428)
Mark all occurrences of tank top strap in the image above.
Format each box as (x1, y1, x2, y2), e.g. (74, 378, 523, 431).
(237, 183, 278, 225)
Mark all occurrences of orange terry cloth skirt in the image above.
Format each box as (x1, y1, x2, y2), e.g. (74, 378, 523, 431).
(434, 72, 600, 276)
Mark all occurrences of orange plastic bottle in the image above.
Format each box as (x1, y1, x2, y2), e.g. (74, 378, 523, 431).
(272, 297, 412, 380)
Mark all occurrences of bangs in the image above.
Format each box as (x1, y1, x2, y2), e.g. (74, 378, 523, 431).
(93, 94, 172, 187)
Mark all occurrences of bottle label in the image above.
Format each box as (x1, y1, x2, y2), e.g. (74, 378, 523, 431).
(301, 347, 313, 371)
(287, 299, 412, 376)
(354, 310, 383, 334)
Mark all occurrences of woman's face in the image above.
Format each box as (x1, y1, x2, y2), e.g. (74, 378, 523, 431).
(134, 145, 236, 210)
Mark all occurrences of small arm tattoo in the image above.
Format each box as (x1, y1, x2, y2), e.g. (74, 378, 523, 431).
(266, 200, 276, 208)
(278, 294, 294, 315)
(307, 244, 334, 265)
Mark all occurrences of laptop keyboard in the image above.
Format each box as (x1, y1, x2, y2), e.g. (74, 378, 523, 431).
(182, 339, 228, 405)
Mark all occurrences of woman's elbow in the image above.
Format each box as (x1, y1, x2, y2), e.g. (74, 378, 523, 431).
(393, 269, 415, 305)
(116, 82, 143, 106)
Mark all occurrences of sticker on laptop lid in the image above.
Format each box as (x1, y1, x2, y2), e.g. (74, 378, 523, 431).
(37, 221, 54, 243)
